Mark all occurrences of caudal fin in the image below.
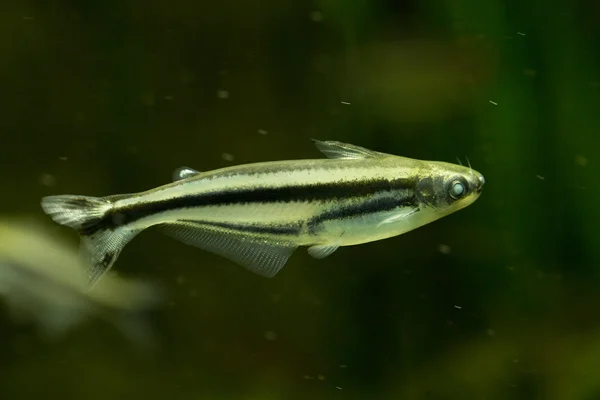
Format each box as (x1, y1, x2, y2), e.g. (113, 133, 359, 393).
(40, 195, 139, 288)
(41, 195, 111, 232)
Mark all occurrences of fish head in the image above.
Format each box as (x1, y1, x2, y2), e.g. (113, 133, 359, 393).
(415, 161, 485, 214)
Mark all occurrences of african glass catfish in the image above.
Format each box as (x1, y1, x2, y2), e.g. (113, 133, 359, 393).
(41, 140, 485, 287)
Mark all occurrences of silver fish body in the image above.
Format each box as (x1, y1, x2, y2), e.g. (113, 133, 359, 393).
(40, 140, 485, 287)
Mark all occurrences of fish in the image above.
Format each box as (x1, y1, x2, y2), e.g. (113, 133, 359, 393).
(40, 139, 485, 287)
(0, 217, 161, 343)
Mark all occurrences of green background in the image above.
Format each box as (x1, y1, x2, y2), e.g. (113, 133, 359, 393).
(1, 0, 599, 399)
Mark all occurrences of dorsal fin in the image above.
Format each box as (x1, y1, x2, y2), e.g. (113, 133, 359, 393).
(312, 139, 387, 159)
(172, 167, 201, 182)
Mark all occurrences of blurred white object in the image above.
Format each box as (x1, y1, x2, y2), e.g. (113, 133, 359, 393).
(0, 216, 161, 343)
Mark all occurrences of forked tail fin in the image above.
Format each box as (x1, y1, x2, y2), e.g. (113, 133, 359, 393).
(40, 195, 111, 233)
(40, 195, 139, 288)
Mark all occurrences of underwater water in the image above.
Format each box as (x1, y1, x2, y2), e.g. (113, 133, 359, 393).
(1, 1, 599, 399)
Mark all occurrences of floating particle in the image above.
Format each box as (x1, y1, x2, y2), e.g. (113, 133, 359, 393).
(164, 95, 174, 101)
(454, 305, 462, 310)
(264, 331, 278, 341)
(39, 173, 57, 187)
(489, 100, 498, 106)
(438, 244, 451, 254)
(126, 146, 139, 154)
(217, 89, 229, 99)
(58, 156, 68, 161)
(536, 175, 545, 180)
(341, 101, 351, 105)
(140, 91, 155, 106)
(317, 375, 325, 381)
(221, 153, 235, 162)
(575, 155, 588, 167)
(309, 11, 323, 22)
(176, 275, 186, 285)
(271, 293, 282, 303)
(487, 328, 496, 337)
(179, 69, 195, 84)
(258, 129, 268, 135)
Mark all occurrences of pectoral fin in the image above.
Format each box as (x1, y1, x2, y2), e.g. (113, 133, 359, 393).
(307, 244, 340, 259)
(375, 207, 420, 227)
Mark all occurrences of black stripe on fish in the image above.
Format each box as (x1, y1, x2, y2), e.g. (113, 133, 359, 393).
(306, 194, 419, 234)
(109, 177, 418, 227)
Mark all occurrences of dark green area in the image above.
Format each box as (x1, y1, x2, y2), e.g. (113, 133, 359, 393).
(1, 0, 599, 399)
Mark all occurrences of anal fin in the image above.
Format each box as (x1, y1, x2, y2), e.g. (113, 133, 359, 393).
(160, 222, 296, 278)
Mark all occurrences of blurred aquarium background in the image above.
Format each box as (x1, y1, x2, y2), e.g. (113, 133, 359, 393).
(1, 0, 599, 399)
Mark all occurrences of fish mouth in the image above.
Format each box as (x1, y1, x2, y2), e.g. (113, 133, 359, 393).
(474, 174, 485, 193)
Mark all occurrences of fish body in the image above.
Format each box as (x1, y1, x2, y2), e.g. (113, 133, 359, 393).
(0, 218, 160, 342)
(41, 140, 485, 287)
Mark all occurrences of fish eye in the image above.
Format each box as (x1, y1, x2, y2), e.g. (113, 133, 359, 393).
(449, 180, 466, 200)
